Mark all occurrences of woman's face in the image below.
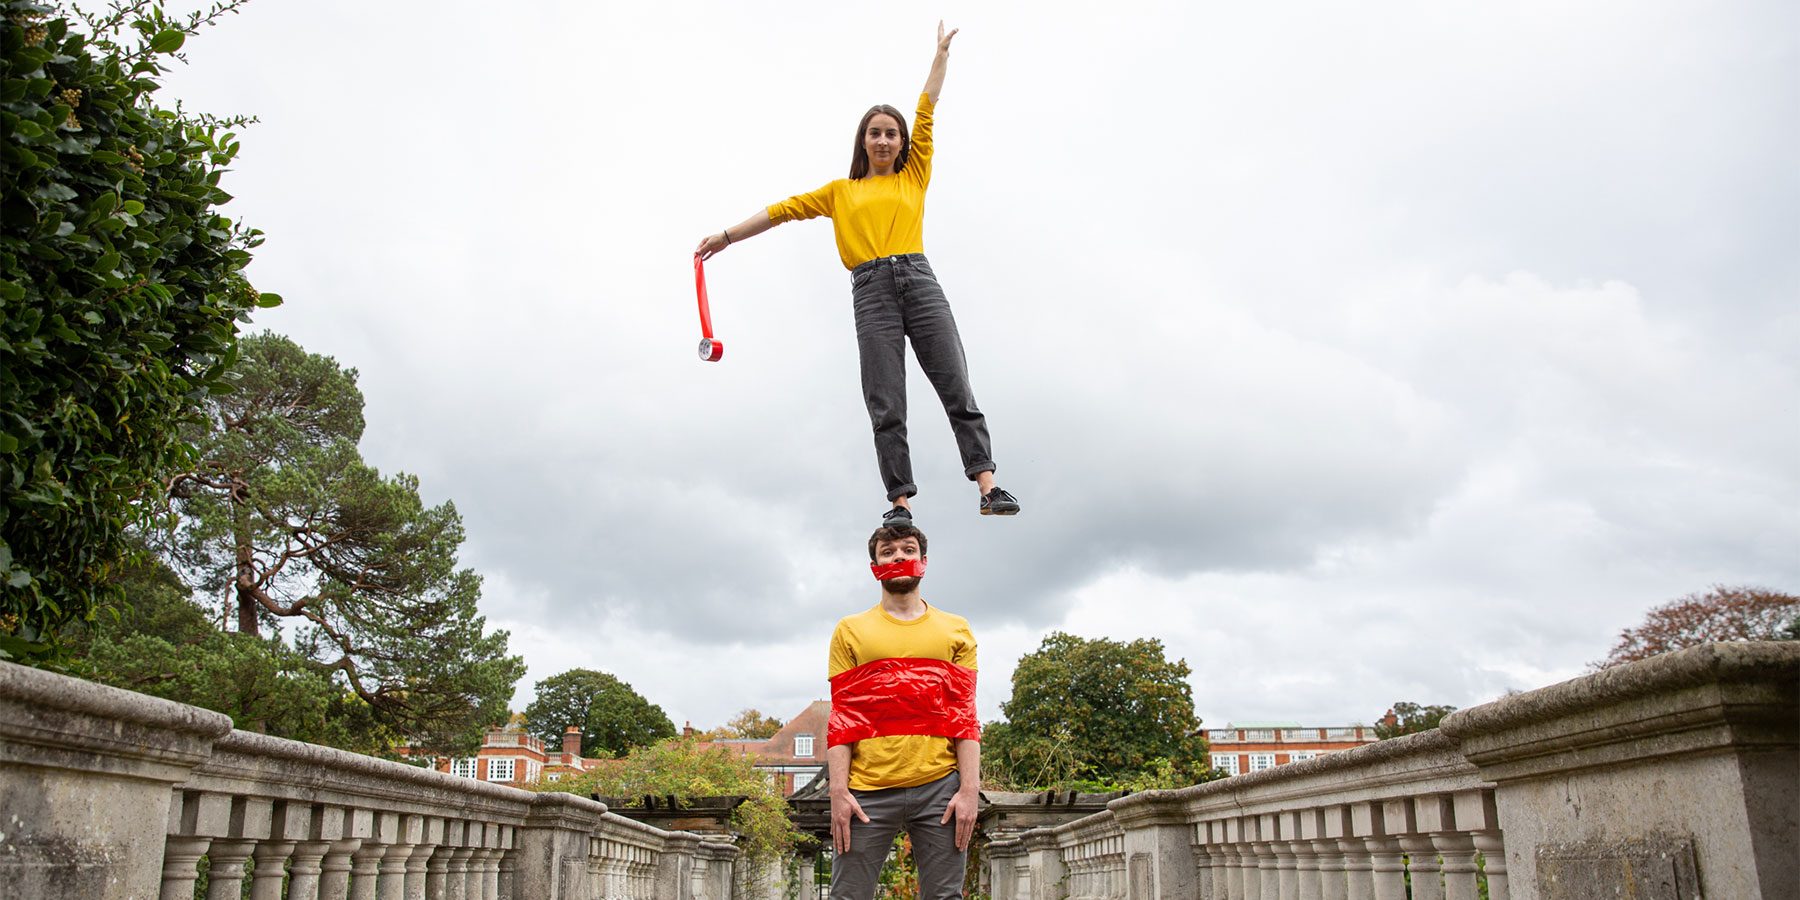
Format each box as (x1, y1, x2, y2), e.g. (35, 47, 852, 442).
(862, 113, 902, 173)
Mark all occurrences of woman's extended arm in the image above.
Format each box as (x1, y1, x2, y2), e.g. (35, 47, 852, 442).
(922, 21, 959, 104)
(695, 208, 774, 260)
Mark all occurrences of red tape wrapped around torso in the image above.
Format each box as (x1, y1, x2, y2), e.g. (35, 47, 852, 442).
(828, 657, 980, 747)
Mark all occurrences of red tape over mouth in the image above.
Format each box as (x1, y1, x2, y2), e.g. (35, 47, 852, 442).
(870, 558, 927, 581)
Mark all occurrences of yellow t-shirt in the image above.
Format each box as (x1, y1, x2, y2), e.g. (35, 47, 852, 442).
(767, 93, 936, 271)
(828, 601, 977, 791)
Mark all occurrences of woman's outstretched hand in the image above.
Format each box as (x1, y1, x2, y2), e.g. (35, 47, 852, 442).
(695, 232, 729, 261)
(937, 20, 959, 54)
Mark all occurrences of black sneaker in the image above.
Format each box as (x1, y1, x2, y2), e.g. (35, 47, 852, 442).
(980, 487, 1021, 516)
(881, 505, 914, 527)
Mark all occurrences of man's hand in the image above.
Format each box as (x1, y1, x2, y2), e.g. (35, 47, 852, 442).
(940, 785, 979, 851)
(831, 789, 870, 853)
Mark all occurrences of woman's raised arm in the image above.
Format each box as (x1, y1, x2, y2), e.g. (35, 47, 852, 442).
(922, 21, 959, 105)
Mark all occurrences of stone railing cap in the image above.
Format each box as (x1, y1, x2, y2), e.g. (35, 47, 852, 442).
(209, 729, 531, 804)
(1, 660, 232, 740)
(1440, 641, 1800, 741)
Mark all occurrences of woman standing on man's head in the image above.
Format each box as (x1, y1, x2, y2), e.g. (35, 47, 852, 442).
(696, 22, 1020, 526)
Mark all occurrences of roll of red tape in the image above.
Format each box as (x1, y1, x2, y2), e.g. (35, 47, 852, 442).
(694, 253, 722, 363)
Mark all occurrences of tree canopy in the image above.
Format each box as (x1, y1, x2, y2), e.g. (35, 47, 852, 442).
(524, 668, 677, 758)
(1373, 701, 1456, 740)
(983, 631, 1211, 789)
(699, 708, 785, 741)
(1, 0, 276, 665)
(1594, 585, 1800, 669)
(151, 332, 522, 754)
(533, 735, 800, 867)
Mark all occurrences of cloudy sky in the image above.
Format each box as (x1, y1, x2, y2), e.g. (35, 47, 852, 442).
(153, 0, 1797, 732)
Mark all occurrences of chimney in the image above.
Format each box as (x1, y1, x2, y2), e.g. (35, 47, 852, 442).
(683, 720, 696, 738)
(1379, 708, 1398, 729)
(562, 725, 582, 759)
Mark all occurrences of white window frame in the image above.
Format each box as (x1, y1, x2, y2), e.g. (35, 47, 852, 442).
(1249, 753, 1276, 772)
(1243, 729, 1275, 742)
(450, 758, 478, 779)
(488, 757, 516, 782)
(794, 734, 815, 758)
(1210, 753, 1239, 776)
(1289, 751, 1318, 762)
(546, 772, 563, 782)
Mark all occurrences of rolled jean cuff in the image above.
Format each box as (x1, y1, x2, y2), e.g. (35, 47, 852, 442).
(887, 483, 919, 502)
(963, 461, 997, 480)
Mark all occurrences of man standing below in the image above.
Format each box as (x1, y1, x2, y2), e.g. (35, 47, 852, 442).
(827, 523, 982, 899)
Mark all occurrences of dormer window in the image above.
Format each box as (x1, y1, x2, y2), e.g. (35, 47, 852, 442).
(795, 734, 814, 758)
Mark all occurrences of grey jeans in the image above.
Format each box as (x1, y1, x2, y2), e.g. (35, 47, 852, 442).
(850, 254, 996, 501)
(830, 771, 968, 900)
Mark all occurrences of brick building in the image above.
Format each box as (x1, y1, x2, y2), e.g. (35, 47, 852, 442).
(436, 723, 608, 786)
(1206, 719, 1385, 776)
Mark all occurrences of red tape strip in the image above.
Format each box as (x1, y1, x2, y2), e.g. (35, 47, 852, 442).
(694, 254, 722, 362)
(870, 558, 927, 581)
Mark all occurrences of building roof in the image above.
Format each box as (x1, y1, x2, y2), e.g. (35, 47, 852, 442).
(745, 700, 831, 766)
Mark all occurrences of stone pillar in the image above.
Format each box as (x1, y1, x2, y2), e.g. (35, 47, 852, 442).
(291, 841, 333, 900)
(514, 792, 606, 900)
(427, 845, 455, 900)
(1398, 835, 1443, 900)
(404, 816, 442, 900)
(0, 663, 234, 900)
(1441, 642, 1799, 900)
(1335, 839, 1372, 900)
(1114, 793, 1197, 900)
(657, 831, 702, 900)
(1022, 827, 1066, 900)
(446, 847, 476, 900)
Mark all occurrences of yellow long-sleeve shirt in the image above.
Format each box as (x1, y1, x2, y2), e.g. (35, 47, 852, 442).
(828, 601, 977, 791)
(767, 93, 936, 271)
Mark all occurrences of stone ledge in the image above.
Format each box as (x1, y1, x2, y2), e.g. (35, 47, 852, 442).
(1440, 642, 1800, 782)
(184, 729, 542, 823)
(0, 661, 232, 782)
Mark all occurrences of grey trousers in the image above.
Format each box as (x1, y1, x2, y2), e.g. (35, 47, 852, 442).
(829, 771, 968, 900)
(850, 254, 996, 502)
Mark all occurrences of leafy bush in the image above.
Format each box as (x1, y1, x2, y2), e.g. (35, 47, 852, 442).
(1, 0, 275, 664)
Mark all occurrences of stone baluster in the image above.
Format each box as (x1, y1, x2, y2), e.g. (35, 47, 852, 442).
(447, 847, 477, 900)
(1290, 839, 1320, 900)
(251, 800, 310, 900)
(1470, 833, 1508, 900)
(1335, 837, 1372, 900)
(160, 837, 213, 900)
(403, 816, 442, 900)
(378, 844, 415, 900)
(1310, 838, 1347, 900)
(1191, 841, 1216, 900)
(205, 839, 260, 900)
(1403, 794, 1457, 900)
(1234, 843, 1259, 900)
(498, 850, 518, 900)
(483, 845, 506, 900)
(1223, 815, 1254, 900)
(427, 844, 455, 900)
(321, 838, 364, 900)
(586, 835, 604, 898)
(1268, 819, 1299, 899)
(1349, 801, 1403, 900)
(350, 841, 387, 900)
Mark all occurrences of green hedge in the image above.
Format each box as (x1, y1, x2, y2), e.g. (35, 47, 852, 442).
(1, 0, 275, 663)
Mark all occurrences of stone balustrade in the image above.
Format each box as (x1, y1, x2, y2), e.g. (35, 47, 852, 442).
(0, 661, 742, 899)
(987, 642, 1797, 900)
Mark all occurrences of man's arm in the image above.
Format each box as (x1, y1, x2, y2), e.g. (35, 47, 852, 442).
(828, 743, 868, 853)
(922, 21, 959, 104)
(940, 737, 981, 850)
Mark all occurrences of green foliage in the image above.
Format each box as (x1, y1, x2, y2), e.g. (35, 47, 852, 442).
(65, 544, 395, 752)
(524, 667, 676, 758)
(534, 736, 801, 865)
(983, 632, 1212, 789)
(153, 333, 522, 755)
(699, 707, 785, 741)
(1373, 701, 1456, 740)
(0, 0, 273, 665)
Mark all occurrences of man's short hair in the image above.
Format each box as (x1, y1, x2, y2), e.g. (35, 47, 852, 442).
(868, 523, 928, 561)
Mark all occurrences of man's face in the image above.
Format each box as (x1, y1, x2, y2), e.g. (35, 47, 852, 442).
(875, 536, 924, 594)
